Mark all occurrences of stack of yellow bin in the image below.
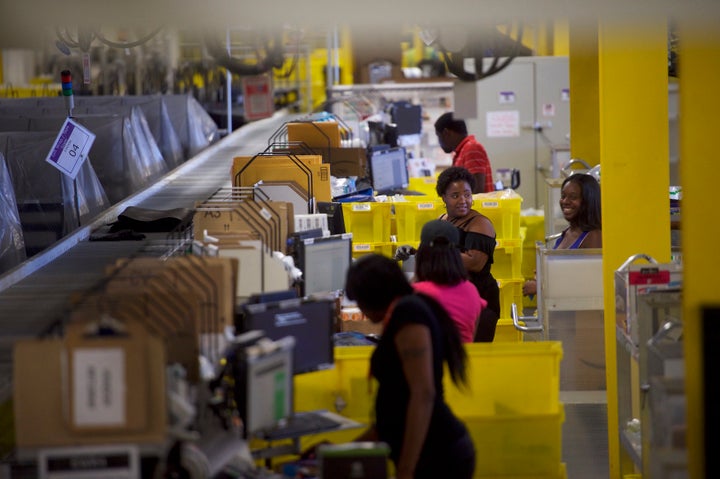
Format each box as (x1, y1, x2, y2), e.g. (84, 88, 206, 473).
(291, 342, 566, 478)
(474, 190, 525, 342)
(341, 201, 395, 259)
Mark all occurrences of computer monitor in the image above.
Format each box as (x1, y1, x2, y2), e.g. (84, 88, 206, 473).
(296, 233, 352, 297)
(389, 101, 422, 136)
(240, 297, 335, 375)
(316, 202, 346, 236)
(369, 146, 410, 195)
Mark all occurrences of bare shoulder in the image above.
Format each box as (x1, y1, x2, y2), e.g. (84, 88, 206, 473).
(581, 229, 603, 248)
(467, 211, 495, 236)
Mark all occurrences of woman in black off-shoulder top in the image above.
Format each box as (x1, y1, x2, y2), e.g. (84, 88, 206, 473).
(436, 166, 500, 342)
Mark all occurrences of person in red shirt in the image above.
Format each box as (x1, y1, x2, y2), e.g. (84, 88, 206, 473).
(434, 112, 494, 193)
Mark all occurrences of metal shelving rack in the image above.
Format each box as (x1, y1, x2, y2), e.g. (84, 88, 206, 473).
(615, 263, 686, 478)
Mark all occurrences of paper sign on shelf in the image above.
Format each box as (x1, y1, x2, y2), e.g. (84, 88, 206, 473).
(72, 348, 126, 427)
(45, 117, 95, 179)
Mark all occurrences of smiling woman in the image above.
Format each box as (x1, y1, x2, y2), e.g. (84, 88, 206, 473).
(436, 166, 500, 342)
(523, 173, 602, 296)
(553, 173, 602, 250)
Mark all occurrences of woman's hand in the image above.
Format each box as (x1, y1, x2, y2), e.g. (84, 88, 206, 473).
(396, 470, 415, 479)
(523, 279, 537, 296)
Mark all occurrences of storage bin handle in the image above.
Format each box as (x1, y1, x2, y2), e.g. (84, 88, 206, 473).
(511, 303, 543, 332)
(617, 253, 658, 272)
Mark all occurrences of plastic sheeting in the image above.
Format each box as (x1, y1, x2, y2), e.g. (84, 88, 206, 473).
(0, 132, 109, 256)
(0, 94, 219, 258)
(0, 111, 169, 203)
(0, 94, 219, 166)
(0, 153, 26, 273)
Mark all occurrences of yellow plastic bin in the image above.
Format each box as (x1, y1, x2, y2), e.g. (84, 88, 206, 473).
(469, 406, 565, 478)
(494, 318, 524, 343)
(474, 190, 523, 241)
(493, 238, 524, 280)
(498, 278, 524, 320)
(393, 199, 444, 244)
(445, 342, 562, 416)
(351, 241, 395, 260)
(408, 176, 439, 197)
(341, 202, 393, 244)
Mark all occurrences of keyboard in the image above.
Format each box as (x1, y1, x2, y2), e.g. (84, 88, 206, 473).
(377, 188, 426, 197)
(259, 411, 341, 440)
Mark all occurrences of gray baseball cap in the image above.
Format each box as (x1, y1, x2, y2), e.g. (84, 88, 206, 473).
(420, 219, 460, 246)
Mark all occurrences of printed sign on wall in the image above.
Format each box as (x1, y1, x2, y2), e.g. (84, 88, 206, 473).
(486, 110, 520, 138)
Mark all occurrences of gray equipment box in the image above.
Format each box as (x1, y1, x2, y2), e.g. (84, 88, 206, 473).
(614, 254, 682, 347)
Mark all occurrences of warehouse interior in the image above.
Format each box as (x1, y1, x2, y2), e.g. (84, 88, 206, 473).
(0, 2, 718, 478)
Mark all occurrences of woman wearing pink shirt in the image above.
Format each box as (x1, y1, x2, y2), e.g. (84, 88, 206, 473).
(412, 220, 486, 343)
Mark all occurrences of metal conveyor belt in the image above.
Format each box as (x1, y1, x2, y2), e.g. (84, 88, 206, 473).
(0, 111, 299, 402)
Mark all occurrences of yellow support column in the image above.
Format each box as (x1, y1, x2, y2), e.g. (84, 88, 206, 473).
(568, 20, 601, 166)
(677, 19, 720, 479)
(597, 18, 670, 478)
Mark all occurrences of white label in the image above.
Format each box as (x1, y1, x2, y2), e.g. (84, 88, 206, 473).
(72, 348, 125, 427)
(481, 201, 500, 209)
(82, 53, 91, 85)
(498, 91, 516, 104)
(417, 202, 436, 210)
(39, 444, 140, 479)
(352, 203, 372, 212)
(45, 117, 95, 179)
(259, 207, 272, 221)
(353, 244, 371, 252)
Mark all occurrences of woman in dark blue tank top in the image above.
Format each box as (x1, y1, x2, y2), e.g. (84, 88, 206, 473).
(524, 173, 602, 296)
(552, 174, 602, 250)
(345, 254, 475, 479)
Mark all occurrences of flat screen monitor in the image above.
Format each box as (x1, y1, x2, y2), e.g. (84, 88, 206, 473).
(369, 146, 409, 195)
(240, 297, 335, 375)
(297, 233, 352, 297)
(390, 101, 423, 136)
(316, 202, 346, 235)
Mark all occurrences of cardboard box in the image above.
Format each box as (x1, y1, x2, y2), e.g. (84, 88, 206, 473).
(193, 200, 294, 253)
(95, 274, 204, 381)
(340, 308, 383, 336)
(232, 155, 332, 203)
(109, 256, 237, 332)
(287, 121, 342, 148)
(275, 145, 368, 178)
(13, 317, 167, 449)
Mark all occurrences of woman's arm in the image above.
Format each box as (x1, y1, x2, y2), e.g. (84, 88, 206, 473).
(461, 213, 495, 272)
(394, 323, 435, 479)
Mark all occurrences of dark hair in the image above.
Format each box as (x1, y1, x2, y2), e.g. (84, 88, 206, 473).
(345, 254, 413, 313)
(434, 112, 468, 136)
(344, 254, 468, 387)
(415, 236, 467, 285)
(436, 166, 476, 196)
(415, 292, 468, 387)
(562, 174, 602, 231)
